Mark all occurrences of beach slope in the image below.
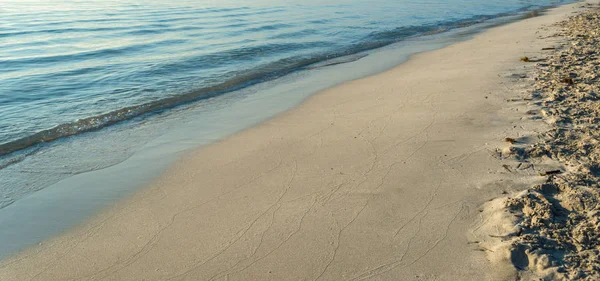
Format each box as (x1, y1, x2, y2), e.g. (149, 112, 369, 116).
(0, 2, 589, 280)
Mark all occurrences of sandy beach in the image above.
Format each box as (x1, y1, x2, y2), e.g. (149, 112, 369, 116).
(475, 2, 600, 280)
(0, 2, 596, 280)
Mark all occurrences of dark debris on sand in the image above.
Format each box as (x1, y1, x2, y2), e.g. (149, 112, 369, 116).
(489, 5, 600, 281)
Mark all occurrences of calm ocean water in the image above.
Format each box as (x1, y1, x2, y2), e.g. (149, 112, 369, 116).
(0, 0, 569, 156)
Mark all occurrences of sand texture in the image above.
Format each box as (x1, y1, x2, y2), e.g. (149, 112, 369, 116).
(0, 2, 594, 281)
(473, 3, 600, 280)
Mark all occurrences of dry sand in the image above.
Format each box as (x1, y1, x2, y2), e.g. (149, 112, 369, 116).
(474, 3, 600, 280)
(0, 2, 594, 280)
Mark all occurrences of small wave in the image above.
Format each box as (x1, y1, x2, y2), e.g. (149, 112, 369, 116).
(243, 23, 293, 33)
(45, 17, 132, 26)
(0, 3, 565, 158)
(138, 41, 331, 76)
(0, 23, 171, 38)
(0, 39, 186, 70)
(0, 26, 124, 38)
(307, 53, 368, 69)
(123, 26, 200, 36)
(307, 19, 332, 25)
(124, 29, 168, 36)
(221, 8, 286, 19)
(269, 29, 319, 40)
(0, 48, 351, 157)
(215, 22, 250, 29)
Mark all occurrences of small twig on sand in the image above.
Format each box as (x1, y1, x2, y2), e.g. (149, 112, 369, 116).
(539, 170, 562, 176)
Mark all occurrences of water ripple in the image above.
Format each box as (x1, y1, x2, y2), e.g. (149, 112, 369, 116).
(0, 0, 572, 156)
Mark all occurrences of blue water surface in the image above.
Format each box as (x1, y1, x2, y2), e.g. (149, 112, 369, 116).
(0, 0, 569, 151)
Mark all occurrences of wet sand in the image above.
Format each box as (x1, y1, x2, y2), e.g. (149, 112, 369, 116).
(0, 2, 592, 280)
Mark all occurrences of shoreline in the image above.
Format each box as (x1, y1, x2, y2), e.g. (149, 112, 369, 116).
(0, 8, 546, 261)
(0, 2, 592, 280)
(0, 1, 572, 159)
